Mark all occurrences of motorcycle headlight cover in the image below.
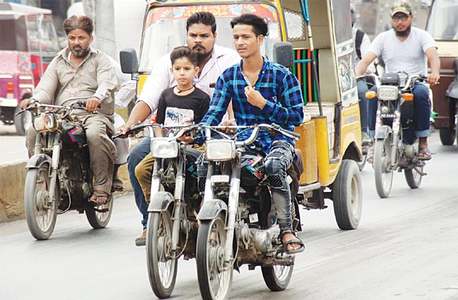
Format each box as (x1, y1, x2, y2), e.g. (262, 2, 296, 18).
(377, 85, 399, 101)
(205, 139, 236, 161)
(151, 137, 178, 158)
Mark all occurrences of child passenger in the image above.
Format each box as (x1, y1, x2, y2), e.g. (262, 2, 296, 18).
(134, 46, 209, 202)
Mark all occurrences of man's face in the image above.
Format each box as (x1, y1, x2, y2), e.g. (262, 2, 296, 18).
(67, 28, 92, 58)
(186, 24, 215, 62)
(232, 24, 263, 59)
(391, 13, 412, 35)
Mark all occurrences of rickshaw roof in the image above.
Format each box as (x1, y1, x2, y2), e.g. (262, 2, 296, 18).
(0, 2, 51, 18)
(147, 0, 277, 6)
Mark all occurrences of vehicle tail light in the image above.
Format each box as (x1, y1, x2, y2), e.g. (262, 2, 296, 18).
(365, 91, 377, 100)
(6, 81, 14, 93)
(402, 93, 414, 102)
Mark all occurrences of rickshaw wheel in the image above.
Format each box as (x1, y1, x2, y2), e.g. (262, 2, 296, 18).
(332, 159, 362, 230)
(439, 127, 455, 146)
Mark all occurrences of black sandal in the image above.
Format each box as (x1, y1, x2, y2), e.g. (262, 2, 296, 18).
(280, 230, 305, 255)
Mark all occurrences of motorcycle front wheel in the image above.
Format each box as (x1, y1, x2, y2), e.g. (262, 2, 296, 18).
(24, 162, 57, 240)
(374, 138, 394, 198)
(196, 212, 232, 300)
(147, 211, 177, 299)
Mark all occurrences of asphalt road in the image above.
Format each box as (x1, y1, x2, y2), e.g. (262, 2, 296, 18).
(1, 134, 458, 300)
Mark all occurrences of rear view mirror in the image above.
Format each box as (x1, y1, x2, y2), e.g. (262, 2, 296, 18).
(273, 42, 293, 68)
(120, 48, 139, 74)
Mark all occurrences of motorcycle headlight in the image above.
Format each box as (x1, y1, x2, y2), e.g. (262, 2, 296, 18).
(150, 138, 178, 158)
(205, 139, 236, 161)
(377, 86, 399, 101)
(33, 113, 57, 132)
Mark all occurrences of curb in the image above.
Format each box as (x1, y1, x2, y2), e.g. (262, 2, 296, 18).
(0, 161, 131, 223)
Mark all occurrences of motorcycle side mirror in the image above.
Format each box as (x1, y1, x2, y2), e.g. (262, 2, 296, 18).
(120, 48, 139, 74)
(273, 42, 294, 68)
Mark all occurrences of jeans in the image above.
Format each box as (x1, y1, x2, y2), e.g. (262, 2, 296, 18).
(369, 83, 430, 144)
(358, 80, 378, 137)
(263, 140, 295, 232)
(127, 137, 150, 229)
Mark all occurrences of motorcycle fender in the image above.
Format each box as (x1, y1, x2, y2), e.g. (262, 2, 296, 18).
(25, 154, 52, 169)
(147, 191, 174, 213)
(375, 126, 392, 140)
(198, 199, 227, 221)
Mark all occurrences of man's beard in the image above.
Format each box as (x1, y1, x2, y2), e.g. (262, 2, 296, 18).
(70, 46, 90, 58)
(192, 45, 212, 65)
(393, 25, 411, 37)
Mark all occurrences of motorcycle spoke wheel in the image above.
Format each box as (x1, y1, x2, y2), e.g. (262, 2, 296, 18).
(374, 138, 394, 198)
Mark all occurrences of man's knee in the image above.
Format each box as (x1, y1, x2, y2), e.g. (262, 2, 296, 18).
(264, 157, 288, 190)
(413, 85, 430, 105)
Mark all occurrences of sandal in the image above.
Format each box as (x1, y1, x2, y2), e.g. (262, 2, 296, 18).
(280, 230, 305, 255)
(417, 148, 432, 161)
(88, 193, 110, 206)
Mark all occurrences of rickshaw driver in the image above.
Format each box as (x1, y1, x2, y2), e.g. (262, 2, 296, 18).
(199, 14, 305, 254)
(356, 2, 440, 160)
(20, 15, 119, 206)
(119, 12, 239, 246)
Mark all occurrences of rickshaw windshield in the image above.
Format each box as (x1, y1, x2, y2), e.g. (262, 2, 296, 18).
(139, 3, 281, 72)
(426, 0, 458, 41)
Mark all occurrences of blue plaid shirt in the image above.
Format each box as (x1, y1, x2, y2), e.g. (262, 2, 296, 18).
(201, 58, 304, 154)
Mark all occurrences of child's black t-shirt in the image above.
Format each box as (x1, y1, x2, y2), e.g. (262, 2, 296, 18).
(156, 87, 210, 126)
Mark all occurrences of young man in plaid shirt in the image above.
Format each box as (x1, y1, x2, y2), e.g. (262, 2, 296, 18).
(200, 14, 305, 254)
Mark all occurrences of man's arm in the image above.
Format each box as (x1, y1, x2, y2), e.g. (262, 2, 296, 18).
(425, 47, 440, 85)
(93, 53, 119, 102)
(259, 72, 304, 127)
(201, 74, 232, 126)
(355, 52, 378, 77)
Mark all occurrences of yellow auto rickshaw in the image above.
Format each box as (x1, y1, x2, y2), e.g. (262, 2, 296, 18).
(121, 0, 363, 228)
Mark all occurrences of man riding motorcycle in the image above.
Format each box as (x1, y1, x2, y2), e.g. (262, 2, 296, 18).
(120, 12, 239, 246)
(356, 2, 440, 160)
(21, 16, 119, 205)
(199, 14, 305, 254)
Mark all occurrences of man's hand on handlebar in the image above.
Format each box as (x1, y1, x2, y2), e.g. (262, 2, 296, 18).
(85, 97, 102, 112)
(19, 98, 32, 110)
(427, 72, 440, 86)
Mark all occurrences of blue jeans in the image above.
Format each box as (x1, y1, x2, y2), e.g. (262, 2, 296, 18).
(263, 141, 295, 232)
(370, 83, 430, 144)
(358, 80, 378, 136)
(127, 137, 150, 229)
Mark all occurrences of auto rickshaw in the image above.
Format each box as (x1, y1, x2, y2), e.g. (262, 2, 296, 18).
(121, 0, 363, 297)
(0, 3, 59, 135)
(426, 0, 458, 145)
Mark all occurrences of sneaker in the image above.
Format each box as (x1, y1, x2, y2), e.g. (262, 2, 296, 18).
(135, 229, 147, 247)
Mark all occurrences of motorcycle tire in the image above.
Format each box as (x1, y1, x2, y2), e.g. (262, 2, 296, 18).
(404, 166, 423, 189)
(261, 261, 294, 291)
(332, 159, 362, 230)
(374, 139, 394, 198)
(24, 162, 57, 240)
(147, 211, 178, 299)
(85, 196, 113, 229)
(196, 212, 232, 300)
(439, 127, 455, 146)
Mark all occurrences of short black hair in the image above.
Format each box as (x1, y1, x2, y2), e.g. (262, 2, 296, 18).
(170, 46, 198, 65)
(230, 14, 268, 36)
(186, 12, 216, 34)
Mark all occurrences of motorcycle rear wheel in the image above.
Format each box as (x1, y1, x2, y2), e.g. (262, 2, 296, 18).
(196, 212, 232, 300)
(147, 211, 178, 299)
(404, 166, 423, 189)
(374, 138, 394, 198)
(85, 197, 113, 229)
(24, 162, 57, 240)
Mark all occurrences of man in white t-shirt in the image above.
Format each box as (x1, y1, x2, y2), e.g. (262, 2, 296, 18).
(119, 12, 239, 246)
(356, 2, 440, 160)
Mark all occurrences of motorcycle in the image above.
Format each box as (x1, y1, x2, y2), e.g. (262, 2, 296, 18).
(114, 123, 203, 299)
(20, 101, 114, 240)
(195, 124, 303, 300)
(366, 73, 428, 198)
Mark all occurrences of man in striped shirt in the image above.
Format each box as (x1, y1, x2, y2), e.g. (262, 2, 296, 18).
(200, 14, 305, 254)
